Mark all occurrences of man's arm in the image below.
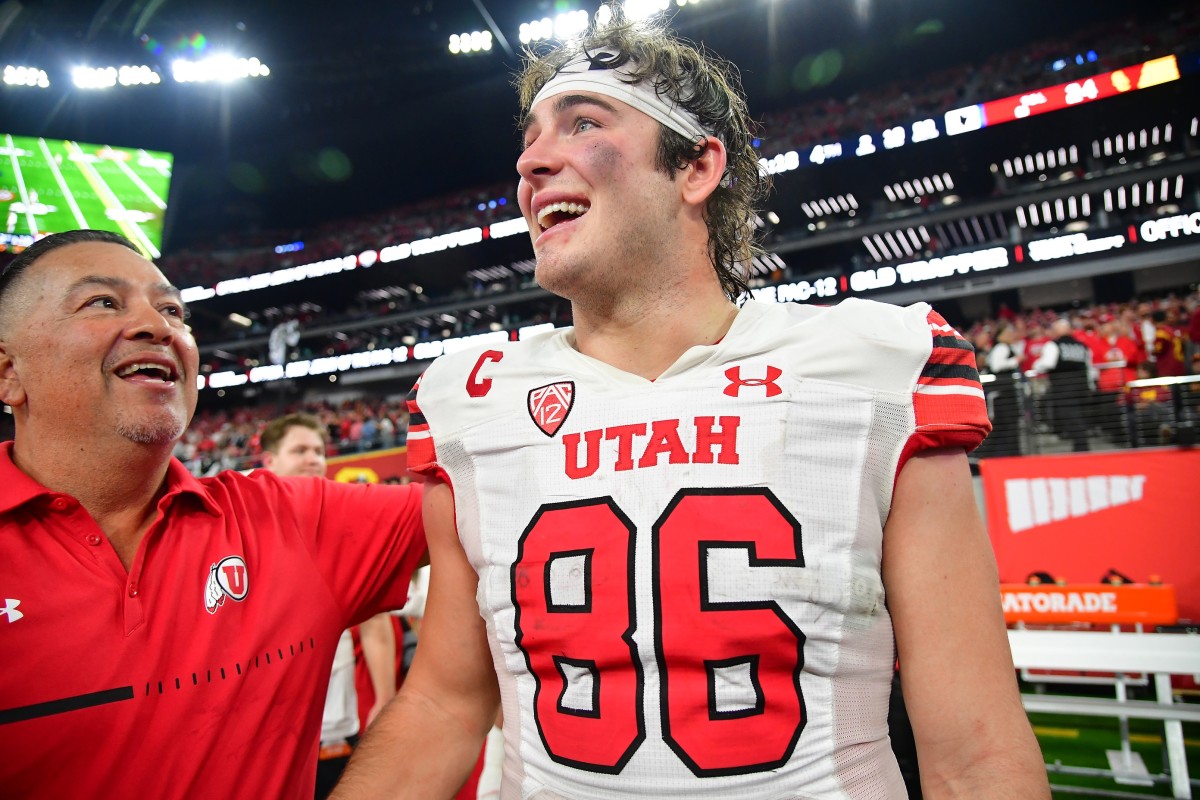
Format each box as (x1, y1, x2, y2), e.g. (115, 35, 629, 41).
(332, 477, 500, 799)
(1030, 339, 1058, 373)
(358, 613, 397, 727)
(883, 448, 1049, 800)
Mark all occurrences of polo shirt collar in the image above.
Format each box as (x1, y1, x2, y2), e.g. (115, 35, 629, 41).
(0, 442, 52, 514)
(162, 455, 223, 516)
(0, 441, 222, 517)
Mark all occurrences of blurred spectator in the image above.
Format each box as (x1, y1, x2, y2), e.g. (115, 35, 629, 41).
(1152, 309, 1188, 377)
(1033, 318, 1093, 451)
(981, 321, 1024, 457)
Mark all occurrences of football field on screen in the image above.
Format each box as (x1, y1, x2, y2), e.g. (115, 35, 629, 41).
(1, 133, 173, 257)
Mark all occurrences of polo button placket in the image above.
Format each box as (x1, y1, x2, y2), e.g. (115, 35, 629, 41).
(124, 577, 145, 632)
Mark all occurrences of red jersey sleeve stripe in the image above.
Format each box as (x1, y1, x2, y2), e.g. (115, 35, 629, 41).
(919, 310, 983, 396)
(404, 373, 438, 476)
(897, 310, 992, 478)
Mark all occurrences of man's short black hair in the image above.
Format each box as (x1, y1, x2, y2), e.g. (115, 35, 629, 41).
(0, 230, 142, 313)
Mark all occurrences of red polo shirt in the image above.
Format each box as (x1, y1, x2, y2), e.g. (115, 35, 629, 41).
(0, 443, 425, 799)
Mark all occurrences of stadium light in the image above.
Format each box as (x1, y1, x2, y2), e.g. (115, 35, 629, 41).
(72, 66, 118, 89)
(519, 10, 588, 44)
(172, 55, 270, 83)
(624, 0, 671, 21)
(3, 65, 49, 88)
(448, 31, 492, 54)
(118, 65, 161, 86)
(518, 18, 552, 44)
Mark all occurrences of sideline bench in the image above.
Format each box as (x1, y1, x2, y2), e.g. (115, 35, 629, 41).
(1009, 628, 1200, 798)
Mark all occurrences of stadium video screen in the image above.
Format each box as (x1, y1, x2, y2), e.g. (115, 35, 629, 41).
(1, 133, 173, 257)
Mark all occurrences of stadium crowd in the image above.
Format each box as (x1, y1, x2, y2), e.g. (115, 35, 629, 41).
(177, 397, 410, 475)
(158, 3, 1194, 296)
(967, 289, 1199, 455)
(174, 289, 1199, 477)
(968, 290, 1199, 380)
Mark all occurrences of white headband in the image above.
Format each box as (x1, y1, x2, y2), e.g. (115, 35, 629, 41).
(530, 52, 711, 142)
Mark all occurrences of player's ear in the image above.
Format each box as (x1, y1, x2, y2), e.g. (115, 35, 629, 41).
(0, 342, 27, 408)
(679, 135, 727, 208)
(260, 450, 276, 471)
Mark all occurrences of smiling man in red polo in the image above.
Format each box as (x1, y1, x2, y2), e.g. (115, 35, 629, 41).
(0, 229, 425, 799)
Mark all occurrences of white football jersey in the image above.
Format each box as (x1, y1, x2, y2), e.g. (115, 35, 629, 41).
(408, 299, 988, 800)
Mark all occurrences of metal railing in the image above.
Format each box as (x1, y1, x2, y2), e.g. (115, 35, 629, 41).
(977, 367, 1199, 458)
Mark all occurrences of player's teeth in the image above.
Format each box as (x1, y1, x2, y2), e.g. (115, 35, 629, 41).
(117, 362, 171, 378)
(536, 201, 591, 227)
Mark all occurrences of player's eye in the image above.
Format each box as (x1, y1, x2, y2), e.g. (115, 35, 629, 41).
(85, 295, 119, 310)
(574, 117, 598, 134)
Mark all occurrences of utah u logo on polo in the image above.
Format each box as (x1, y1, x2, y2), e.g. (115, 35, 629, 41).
(724, 365, 783, 397)
(204, 555, 249, 614)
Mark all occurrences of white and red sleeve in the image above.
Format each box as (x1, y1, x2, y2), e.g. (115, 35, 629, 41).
(898, 309, 991, 475)
(404, 371, 449, 483)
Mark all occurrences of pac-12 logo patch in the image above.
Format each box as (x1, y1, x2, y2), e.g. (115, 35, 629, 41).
(528, 381, 575, 437)
(204, 555, 249, 614)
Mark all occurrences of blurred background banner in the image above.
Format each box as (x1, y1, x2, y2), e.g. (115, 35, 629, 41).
(326, 446, 412, 484)
(981, 448, 1200, 620)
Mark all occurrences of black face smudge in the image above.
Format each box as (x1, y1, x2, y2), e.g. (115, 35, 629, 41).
(589, 140, 622, 175)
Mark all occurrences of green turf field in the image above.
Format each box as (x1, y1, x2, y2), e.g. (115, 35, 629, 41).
(1032, 712, 1200, 798)
(0, 133, 172, 257)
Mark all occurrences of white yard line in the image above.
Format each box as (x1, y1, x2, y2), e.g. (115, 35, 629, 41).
(116, 158, 167, 209)
(39, 138, 90, 228)
(4, 134, 39, 236)
(66, 141, 160, 258)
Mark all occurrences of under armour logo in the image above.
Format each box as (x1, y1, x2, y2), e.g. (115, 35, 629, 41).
(1, 598, 22, 623)
(724, 365, 783, 397)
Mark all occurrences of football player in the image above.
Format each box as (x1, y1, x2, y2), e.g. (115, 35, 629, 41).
(336, 10, 1047, 799)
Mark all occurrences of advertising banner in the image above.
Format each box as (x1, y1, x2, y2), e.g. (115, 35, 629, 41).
(1000, 583, 1177, 625)
(980, 448, 1200, 622)
(325, 446, 413, 483)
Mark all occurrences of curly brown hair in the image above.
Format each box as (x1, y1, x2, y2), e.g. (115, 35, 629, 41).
(516, 9, 770, 300)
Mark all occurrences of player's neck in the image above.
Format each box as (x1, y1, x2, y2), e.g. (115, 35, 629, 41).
(571, 286, 739, 381)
